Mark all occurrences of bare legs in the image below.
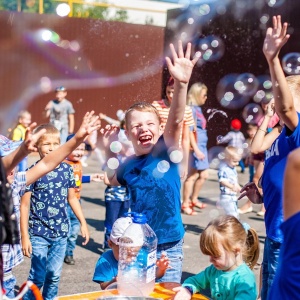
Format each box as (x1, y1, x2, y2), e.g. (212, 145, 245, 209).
(182, 169, 208, 215)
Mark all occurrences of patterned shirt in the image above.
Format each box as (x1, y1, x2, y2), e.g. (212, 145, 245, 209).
(2, 172, 26, 272)
(218, 130, 245, 150)
(152, 99, 194, 147)
(25, 161, 76, 238)
(218, 162, 238, 196)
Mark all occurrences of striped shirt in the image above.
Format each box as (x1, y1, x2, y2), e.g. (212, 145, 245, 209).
(152, 99, 195, 147)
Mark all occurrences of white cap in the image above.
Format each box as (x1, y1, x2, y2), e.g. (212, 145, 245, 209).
(110, 217, 132, 245)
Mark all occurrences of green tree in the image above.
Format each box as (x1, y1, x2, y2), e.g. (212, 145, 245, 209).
(0, 0, 128, 22)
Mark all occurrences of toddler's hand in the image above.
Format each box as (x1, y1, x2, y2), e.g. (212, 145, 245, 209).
(173, 286, 193, 300)
(91, 173, 105, 182)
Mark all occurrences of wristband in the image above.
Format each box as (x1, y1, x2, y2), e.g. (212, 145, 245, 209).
(184, 286, 194, 295)
(258, 128, 267, 133)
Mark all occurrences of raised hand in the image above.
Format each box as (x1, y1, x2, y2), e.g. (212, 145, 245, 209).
(76, 111, 100, 139)
(166, 40, 200, 84)
(265, 100, 275, 117)
(23, 122, 46, 153)
(263, 15, 290, 62)
(99, 124, 120, 149)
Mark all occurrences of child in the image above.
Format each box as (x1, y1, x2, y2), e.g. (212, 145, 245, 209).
(101, 40, 199, 283)
(64, 133, 104, 265)
(250, 15, 300, 300)
(218, 146, 242, 219)
(1, 112, 100, 298)
(93, 217, 169, 290)
(173, 215, 259, 300)
(20, 119, 96, 300)
(10, 110, 32, 171)
(217, 119, 246, 173)
(45, 86, 75, 144)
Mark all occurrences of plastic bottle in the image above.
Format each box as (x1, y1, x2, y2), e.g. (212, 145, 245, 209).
(117, 213, 158, 296)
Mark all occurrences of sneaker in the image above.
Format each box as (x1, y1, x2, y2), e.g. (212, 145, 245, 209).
(64, 255, 75, 265)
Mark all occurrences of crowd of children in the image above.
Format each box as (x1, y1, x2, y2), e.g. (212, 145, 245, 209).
(1, 14, 300, 300)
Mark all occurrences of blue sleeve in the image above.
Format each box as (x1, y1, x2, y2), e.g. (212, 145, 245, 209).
(82, 175, 91, 183)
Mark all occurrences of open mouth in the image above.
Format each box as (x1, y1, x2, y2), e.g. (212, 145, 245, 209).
(139, 135, 152, 145)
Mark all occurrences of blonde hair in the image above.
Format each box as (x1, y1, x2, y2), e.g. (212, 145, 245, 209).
(18, 110, 31, 119)
(200, 215, 260, 270)
(224, 146, 242, 161)
(187, 82, 208, 106)
(286, 75, 300, 111)
(124, 102, 161, 126)
(34, 123, 60, 146)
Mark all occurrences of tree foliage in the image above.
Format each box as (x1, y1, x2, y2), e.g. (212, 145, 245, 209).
(0, 0, 128, 22)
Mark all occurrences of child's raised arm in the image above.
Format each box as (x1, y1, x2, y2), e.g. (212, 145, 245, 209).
(164, 40, 200, 149)
(263, 15, 297, 130)
(26, 111, 100, 186)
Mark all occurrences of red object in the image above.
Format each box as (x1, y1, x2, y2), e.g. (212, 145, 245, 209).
(167, 76, 174, 86)
(231, 119, 242, 130)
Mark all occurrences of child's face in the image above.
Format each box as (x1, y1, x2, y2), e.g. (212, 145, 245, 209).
(209, 244, 238, 271)
(166, 85, 174, 103)
(125, 110, 160, 156)
(56, 91, 67, 101)
(247, 127, 257, 138)
(68, 143, 85, 162)
(37, 134, 60, 159)
(226, 155, 240, 168)
(197, 89, 208, 106)
(108, 240, 120, 261)
(19, 114, 31, 128)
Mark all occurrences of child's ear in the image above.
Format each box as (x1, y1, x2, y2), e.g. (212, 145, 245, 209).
(108, 239, 113, 248)
(234, 247, 241, 256)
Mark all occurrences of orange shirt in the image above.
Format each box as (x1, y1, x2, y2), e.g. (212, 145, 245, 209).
(64, 160, 82, 200)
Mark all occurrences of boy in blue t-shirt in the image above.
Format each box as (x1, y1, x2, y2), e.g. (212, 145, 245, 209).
(100, 41, 199, 283)
(20, 123, 91, 300)
(93, 217, 169, 290)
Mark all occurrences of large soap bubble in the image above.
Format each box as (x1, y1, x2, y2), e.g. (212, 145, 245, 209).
(253, 75, 273, 104)
(242, 103, 263, 124)
(282, 52, 300, 75)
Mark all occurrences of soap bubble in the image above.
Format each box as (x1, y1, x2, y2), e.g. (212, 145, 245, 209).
(216, 135, 223, 143)
(216, 74, 251, 109)
(235, 73, 259, 97)
(242, 103, 263, 124)
(169, 150, 183, 163)
(282, 52, 300, 75)
(157, 160, 170, 173)
(198, 4, 210, 16)
(266, 0, 285, 7)
(253, 75, 273, 104)
(195, 35, 225, 63)
(110, 141, 122, 153)
(107, 158, 119, 170)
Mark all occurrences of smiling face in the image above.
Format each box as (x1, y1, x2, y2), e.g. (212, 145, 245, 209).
(67, 142, 86, 162)
(125, 110, 160, 156)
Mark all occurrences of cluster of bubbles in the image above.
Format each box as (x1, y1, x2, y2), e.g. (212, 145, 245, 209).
(282, 52, 300, 75)
(195, 35, 225, 64)
(242, 103, 263, 124)
(207, 146, 225, 170)
(253, 75, 273, 104)
(216, 73, 258, 109)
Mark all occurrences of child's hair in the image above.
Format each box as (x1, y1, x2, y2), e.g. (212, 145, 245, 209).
(18, 110, 31, 120)
(286, 75, 300, 110)
(187, 82, 208, 106)
(167, 76, 174, 87)
(34, 123, 60, 145)
(200, 215, 260, 270)
(224, 146, 241, 161)
(124, 102, 161, 126)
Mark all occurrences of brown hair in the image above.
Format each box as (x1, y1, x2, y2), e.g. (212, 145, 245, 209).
(124, 102, 161, 126)
(200, 215, 259, 270)
(187, 82, 208, 106)
(34, 123, 60, 146)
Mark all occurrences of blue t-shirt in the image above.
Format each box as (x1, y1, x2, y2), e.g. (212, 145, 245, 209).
(262, 114, 300, 243)
(93, 250, 118, 283)
(268, 212, 300, 299)
(25, 161, 76, 238)
(116, 136, 184, 245)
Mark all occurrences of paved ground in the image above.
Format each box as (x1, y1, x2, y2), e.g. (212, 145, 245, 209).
(14, 153, 266, 297)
